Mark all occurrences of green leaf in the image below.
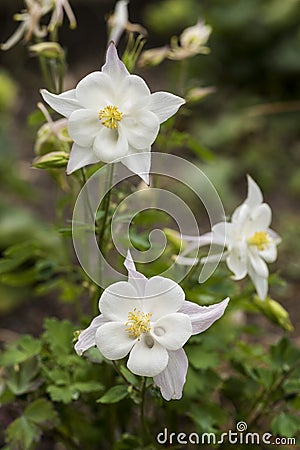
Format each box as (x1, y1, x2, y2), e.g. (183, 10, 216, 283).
(5, 416, 40, 450)
(6, 358, 41, 395)
(97, 385, 128, 404)
(0, 335, 41, 366)
(25, 398, 59, 427)
(47, 385, 76, 403)
(43, 318, 76, 358)
(186, 347, 219, 370)
(72, 381, 103, 394)
(271, 412, 300, 437)
(119, 365, 139, 387)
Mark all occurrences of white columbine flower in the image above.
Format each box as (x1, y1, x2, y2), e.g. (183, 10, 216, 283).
(108, 0, 129, 45)
(107, 0, 147, 46)
(168, 20, 212, 61)
(1, 0, 52, 51)
(178, 176, 281, 300)
(40, 42, 184, 183)
(48, 0, 77, 31)
(75, 251, 229, 401)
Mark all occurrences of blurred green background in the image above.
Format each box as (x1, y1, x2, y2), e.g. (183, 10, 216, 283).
(0, 0, 299, 336)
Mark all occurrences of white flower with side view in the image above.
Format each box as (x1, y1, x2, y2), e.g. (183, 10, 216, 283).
(178, 175, 281, 300)
(40, 42, 185, 183)
(75, 251, 229, 400)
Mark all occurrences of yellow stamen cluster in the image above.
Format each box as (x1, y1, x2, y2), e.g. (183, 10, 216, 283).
(125, 308, 152, 339)
(98, 105, 123, 129)
(248, 231, 269, 251)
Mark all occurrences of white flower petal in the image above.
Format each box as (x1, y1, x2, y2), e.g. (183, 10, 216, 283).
(153, 348, 188, 400)
(99, 281, 141, 321)
(151, 313, 192, 350)
(175, 255, 199, 266)
(246, 203, 272, 235)
(245, 175, 263, 209)
(109, 0, 129, 45)
(118, 75, 151, 111)
(120, 148, 151, 184)
(124, 250, 147, 296)
(67, 143, 100, 174)
(268, 228, 282, 245)
(232, 203, 250, 227)
(40, 88, 80, 118)
(248, 249, 269, 278)
(201, 251, 228, 264)
(179, 298, 230, 335)
(93, 126, 128, 162)
(95, 322, 135, 360)
(75, 72, 115, 110)
(74, 314, 108, 355)
(149, 92, 185, 123)
(68, 109, 100, 146)
(122, 111, 159, 149)
(1, 22, 27, 51)
(127, 337, 169, 376)
(211, 223, 227, 246)
(260, 243, 277, 263)
(102, 42, 129, 83)
(143, 276, 185, 320)
(248, 264, 268, 300)
(226, 244, 247, 280)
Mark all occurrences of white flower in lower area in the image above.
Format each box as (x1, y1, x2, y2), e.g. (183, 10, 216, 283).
(178, 175, 281, 300)
(41, 42, 184, 183)
(75, 251, 229, 400)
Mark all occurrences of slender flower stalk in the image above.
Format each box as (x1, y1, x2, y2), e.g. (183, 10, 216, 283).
(75, 251, 229, 400)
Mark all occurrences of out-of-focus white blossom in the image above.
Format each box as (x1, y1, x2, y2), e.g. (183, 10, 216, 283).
(108, 0, 147, 45)
(168, 20, 212, 60)
(1, 0, 52, 51)
(48, 0, 77, 31)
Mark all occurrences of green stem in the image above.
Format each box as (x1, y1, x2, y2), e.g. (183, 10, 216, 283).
(140, 377, 149, 444)
(98, 163, 115, 253)
(80, 168, 94, 222)
(112, 361, 139, 392)
(92, 164, 115, 314)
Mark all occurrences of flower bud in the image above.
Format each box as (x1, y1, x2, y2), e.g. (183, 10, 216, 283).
(29, 42, 64, 59)
(253, 296, 293, 332)
(32, 151, 69, 169)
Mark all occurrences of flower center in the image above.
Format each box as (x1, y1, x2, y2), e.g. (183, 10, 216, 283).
(125, 308, 152, 340)
(248, 231, 269, 251)
(98, 105, 123, 129)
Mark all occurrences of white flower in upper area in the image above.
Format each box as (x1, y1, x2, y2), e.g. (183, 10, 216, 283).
(178, 176, 281, 300)
(1, 0, 52, 51)
(75, 251, 229, 401)
(169, 20, 212, 61)
(107, 0, 147, 46)
(108, 0, 129, 45)
(48, 0, 77, 31)
(40, 42, 184, 183)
